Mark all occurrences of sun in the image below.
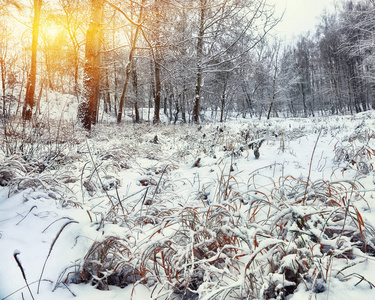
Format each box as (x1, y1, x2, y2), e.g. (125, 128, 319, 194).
(43, 23, 60, 40)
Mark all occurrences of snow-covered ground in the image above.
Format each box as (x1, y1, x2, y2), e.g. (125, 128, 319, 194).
(1, 104, 375, 299)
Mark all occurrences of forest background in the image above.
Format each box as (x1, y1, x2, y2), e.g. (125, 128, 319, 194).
(1, 0, 374, 128)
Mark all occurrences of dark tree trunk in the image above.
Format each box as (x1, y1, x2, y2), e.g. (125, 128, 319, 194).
(23, 0, 42, 121)
(181, 85, 186, 123)
(220, 81, 227, 123)
(78, 0, 103, 131)
(152, 0, 162, 125)
(163, 95, 167, 117)
(168, 90, 173, 122)
(300, 83, 308, 117)
(153, 60, 161, 124)
(132, 59, 140, 123)
(267, 102, 273, 120)
(193, 0, 205, 123)
(0, 53, 6, 118)
(104, 68, 111, 113)
(174, 95, 180, 124)
(74, 52, 79, 97)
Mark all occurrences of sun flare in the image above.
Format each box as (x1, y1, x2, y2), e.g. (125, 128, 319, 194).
(43, 25, 60, 39)
(42, 22, 61, 42)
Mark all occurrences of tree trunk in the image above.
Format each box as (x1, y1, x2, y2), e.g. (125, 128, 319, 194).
(300, 83, 308, 117)
(1, 56, 6, 98)
(193, 0, 206, 123)
(132, 59, 140, 123)
(174, 95, 180, 124)
(0, 49, 6, 118)
(23, 0, 42, 121)
(114, 62, 118, 117)
(268, 100, 277, 119)
(163, 94, 167, 118)
(117, 1, 144, 124)
(168, 90, 173, 122)
(220, 81, 227, 123)
(73, 49, 80, 99)
(78, 0, 103, 131)
(153, 60, 161, 124)
(181, 85, 186, 123)
(268, 59, 279, 120)
(152, 0, 162, 125)
(104, 68, 110, 113)
(148, 60, 155, 122)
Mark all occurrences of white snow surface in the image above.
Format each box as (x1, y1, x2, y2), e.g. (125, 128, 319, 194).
(1, 103, 375, 299)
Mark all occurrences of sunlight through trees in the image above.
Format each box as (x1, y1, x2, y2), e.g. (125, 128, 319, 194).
(0, 0, 374, 127)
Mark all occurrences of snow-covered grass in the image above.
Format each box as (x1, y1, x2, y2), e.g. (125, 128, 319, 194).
(1, 109, 375, 300)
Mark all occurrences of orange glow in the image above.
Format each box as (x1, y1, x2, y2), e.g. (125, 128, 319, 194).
(41, 22, 61, 43)
(44, 24, 59, 39)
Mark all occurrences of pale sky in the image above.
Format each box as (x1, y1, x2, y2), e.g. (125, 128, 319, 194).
(270, 0, 337, 39)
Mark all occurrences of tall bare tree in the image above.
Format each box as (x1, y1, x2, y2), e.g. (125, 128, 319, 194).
(193, 0, 205, 123)
(60, 0, 88, 97)
(23, 0, 42, 120)
(191, 0, 278, 123)
(78, 0, 103, 130)
(114, 0, 145, 124)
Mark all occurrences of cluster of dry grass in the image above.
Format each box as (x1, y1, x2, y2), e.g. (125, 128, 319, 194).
(1, 114, 375, 299)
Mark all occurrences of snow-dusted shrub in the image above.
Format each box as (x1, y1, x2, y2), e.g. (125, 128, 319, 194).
(99, 148, 131, 170)
(0, 155, 79, 207)
(80, 236, 140, 290)
(78, 172, 375, 299)
(66, 119, 375, 299)
(79, 204, 243, 298)
(235, 175, 375, 299)
(0, 158, 27, 186)
(334, 129, 375, 175)
(1, 115, 82, 170)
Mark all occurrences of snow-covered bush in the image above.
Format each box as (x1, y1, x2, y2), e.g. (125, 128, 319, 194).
(334, 129, 375, 175)
(78, 172, 375, 299)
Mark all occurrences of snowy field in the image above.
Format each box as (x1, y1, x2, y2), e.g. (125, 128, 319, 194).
(1, 107, 375, 299)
